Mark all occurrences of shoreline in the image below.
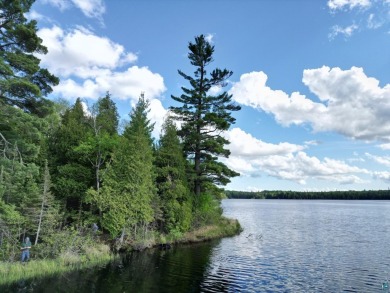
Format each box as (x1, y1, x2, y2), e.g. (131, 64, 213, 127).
(0, 217, 241, 286)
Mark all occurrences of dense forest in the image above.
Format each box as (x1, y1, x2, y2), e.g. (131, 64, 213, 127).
(0, 1, 240, 261)
(225, 190, 390, 200)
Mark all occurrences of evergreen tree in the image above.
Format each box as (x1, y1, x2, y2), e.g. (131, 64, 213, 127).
(49, 98, 93, 221)
(35, 160, 60, 245)
(76, 93, 119, 193)
(170, 35, 241, 196)
(94, 94, 156, 241)
(0, 0, 59, 116)
(155, 117, 192, 233)
(95, 92, 119, 136)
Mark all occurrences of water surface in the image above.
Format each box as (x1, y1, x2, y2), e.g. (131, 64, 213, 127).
(4, 200, 390, 292)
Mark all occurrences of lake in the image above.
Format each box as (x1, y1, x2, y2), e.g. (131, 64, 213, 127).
(5, 199, 390, 292)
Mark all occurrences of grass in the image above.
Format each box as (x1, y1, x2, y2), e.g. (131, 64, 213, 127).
(0, 244, 114, 286)
(178, 217, 242, 244)
(0, 218, 241, 285)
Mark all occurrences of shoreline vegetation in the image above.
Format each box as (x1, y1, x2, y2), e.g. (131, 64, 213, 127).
(225, 189, 390, 200)
(1, 3, 242, 288)
(0, 217, 241, 286)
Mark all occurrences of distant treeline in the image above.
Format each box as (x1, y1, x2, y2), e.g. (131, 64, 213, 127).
(225, 190, 390, 200)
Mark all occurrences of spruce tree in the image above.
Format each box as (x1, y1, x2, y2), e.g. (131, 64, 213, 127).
(49, 98, 93, 219)
(155, 117, 192, 233)
(170, 35, 241, 196)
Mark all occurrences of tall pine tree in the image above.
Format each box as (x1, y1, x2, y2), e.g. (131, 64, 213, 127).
(0, 0, 59, 116)
(170, 35, 241, 196)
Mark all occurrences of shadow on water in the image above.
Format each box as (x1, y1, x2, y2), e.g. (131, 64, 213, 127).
(1, 240, 221, 293)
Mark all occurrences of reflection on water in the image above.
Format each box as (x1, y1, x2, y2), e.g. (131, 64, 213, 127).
(3, 200, 390, 292)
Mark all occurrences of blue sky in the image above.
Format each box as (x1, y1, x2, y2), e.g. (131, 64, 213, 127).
(29, 0, 390, 191)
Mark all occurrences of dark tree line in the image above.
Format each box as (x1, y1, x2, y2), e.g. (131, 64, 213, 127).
(225, 190, 390, 200)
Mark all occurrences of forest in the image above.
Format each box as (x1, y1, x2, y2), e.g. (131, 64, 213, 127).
(225, 189, 390, 200)
(0, 1, 241, 262)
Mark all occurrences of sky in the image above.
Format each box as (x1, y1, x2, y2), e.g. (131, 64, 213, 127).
(28, 0, 390, 192)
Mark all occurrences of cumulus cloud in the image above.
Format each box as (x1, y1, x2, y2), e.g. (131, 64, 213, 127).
(148, 99, 168, 138)
(224, 128, 305, 157)
(222, 128, 368, 185)
(328, 0, 371, 11)
(38, 26, 136, 78)
(37, 26, 166, 101)
(230, 67, 390, 142)
(42, 0, 105, 20)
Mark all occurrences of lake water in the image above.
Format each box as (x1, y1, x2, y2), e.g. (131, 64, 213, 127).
(5, 199, 390, 292)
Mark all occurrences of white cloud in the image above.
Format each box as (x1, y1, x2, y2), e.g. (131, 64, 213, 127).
(53, 66, 166, 101)
(328, 0, 389, 36)
(225, 128, 305, 157)
(148, 99, 168, 138)
(205, 33, 214, 44)
(329, 24, 359, 39)
(378, 143, 390, 150)
(37, 26, 166, 102)
(208, 85, 223, 95)
(328, 0, 371, 11)
(72, 0, 105, 19)
(367, 13, 384, 29)
(304, 140, 320, 146)
(230, 67, 390, 142)
(42, 0, 105, 20)
(373, 171, 390, 182)
(25, 10, 48, 21)
(38, 26, 136, 78)
(42, 0, 70, 11)
(222, 128, 367, 185)
(230, 71, 327, 127)
(365, 153, 390, 167)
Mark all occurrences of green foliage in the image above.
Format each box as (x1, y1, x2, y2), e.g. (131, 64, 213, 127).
(0, 0, 59, 116)
(49, 99, 94, 217)
(0, 104, 48, 163)
(155, 117, 192, 233)
(170, 35, 240, 196)
(94, 92, 119, 136)
(192, 193, 223, 228)
(0, 199, 24, 261)
(225, 189, 390, 200)
(94, 95, 156, 239)
(0, 32, 242, 268)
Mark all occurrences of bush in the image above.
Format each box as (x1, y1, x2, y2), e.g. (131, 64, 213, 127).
(192, 193, 223, 228)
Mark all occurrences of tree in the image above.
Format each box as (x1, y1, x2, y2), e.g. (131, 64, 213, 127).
(94, 94, 156, 242)
(35, 160, 60, 245)
(49, 98, 93, 221)
(0, 0, 59, 116)
(170, 35, 241, 196)
(95, 92, 119, 136)
(76, 93, 119, 193)
(155, 116, 192, 233)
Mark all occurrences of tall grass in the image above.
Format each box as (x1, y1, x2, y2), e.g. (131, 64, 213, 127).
(0, 245, 114, 286)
